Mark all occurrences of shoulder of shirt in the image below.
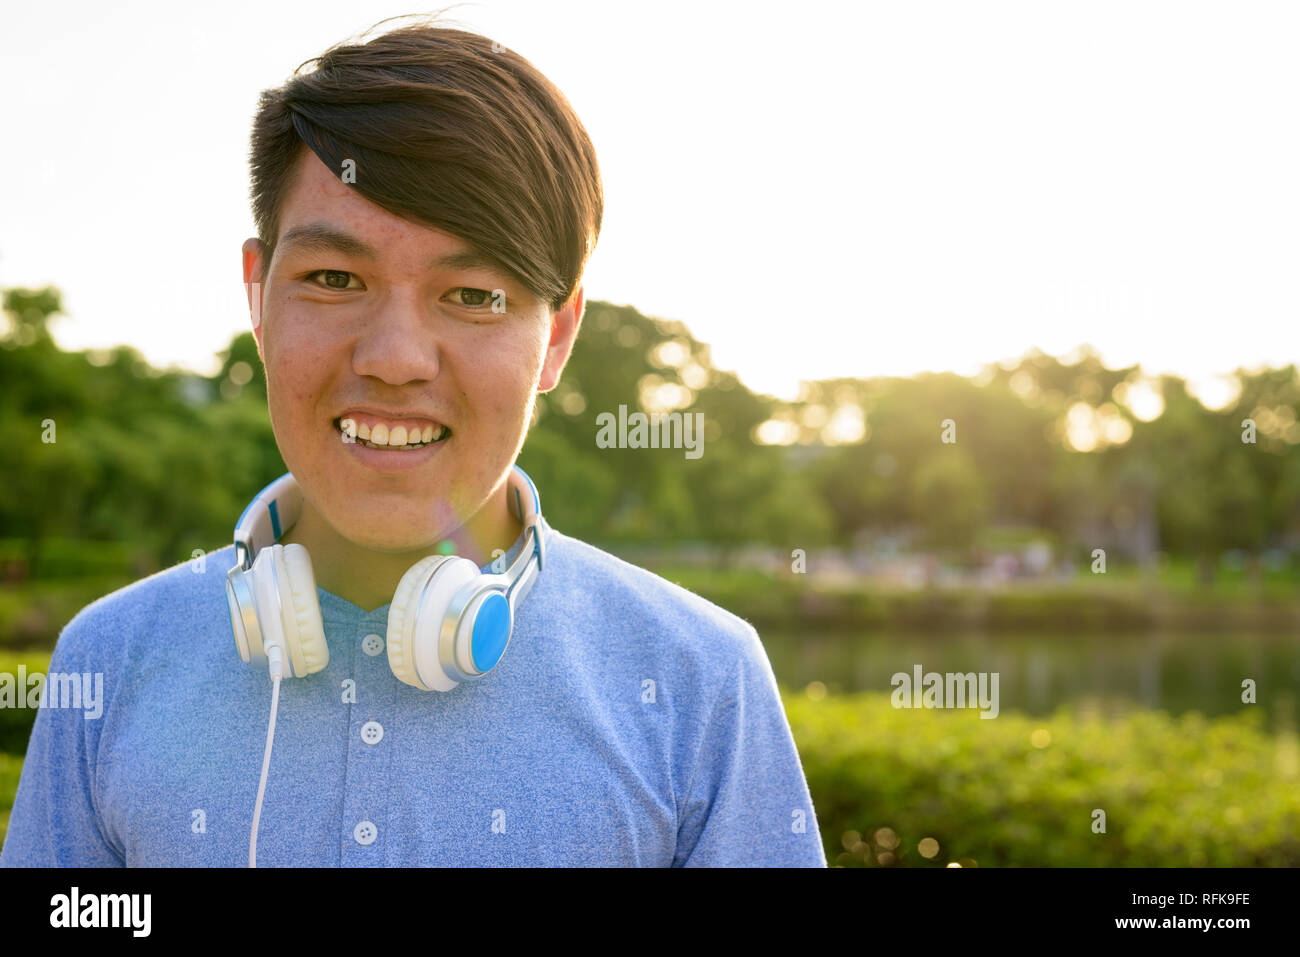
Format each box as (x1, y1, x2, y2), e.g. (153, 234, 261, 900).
(49, 544, 236, 664)
(540, 528, 767, 673)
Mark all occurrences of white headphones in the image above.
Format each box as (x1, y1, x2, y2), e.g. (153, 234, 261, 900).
(225, 465, 548, 692)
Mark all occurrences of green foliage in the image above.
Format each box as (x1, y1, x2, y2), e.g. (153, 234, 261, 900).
(0, 538, 141, 578)
(0, 751, 22, 852)
(0, 578, 135, 649)
(0, 650, 50, 753)
(909, 449, 989, 551)
(514, 301, 828, 546)
(4, 285, 1298, 577)
(785, 690, 1300, 867)
(0, 288, 287, 578)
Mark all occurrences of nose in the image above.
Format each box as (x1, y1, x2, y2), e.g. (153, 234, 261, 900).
(351, 293, 441, 386)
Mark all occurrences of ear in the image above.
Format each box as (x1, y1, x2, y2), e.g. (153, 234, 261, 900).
(537, 285, 585, 394)
(241, 238, 267, 359)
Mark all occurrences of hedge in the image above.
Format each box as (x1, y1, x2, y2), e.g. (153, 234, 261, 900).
(786, 690, 1300, 866)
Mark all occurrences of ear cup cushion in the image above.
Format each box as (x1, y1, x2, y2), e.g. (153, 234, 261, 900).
(267, 545, 301, 675)
(410, 557, 481, 692)
(278, 543, 328, 676)
(249, 547, 285, 667)
(387, 555, 452, 690)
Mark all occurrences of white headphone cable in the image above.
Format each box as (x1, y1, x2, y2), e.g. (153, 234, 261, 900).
(249, 644, 285, 868)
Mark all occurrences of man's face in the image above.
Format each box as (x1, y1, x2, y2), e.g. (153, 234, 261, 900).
(242, 149, 581, 553)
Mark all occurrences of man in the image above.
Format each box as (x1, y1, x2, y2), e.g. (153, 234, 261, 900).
(1, 18, 826, 867)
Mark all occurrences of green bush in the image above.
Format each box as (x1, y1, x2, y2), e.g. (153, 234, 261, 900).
(0, 752, 22, 853)
(784, 689, 1300, 867)
(0, 537, 144, 579)
(0, 651, 51, 755)
(0, 579, 129, 649)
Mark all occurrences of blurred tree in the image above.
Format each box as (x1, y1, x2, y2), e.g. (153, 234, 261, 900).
(212, 332, 267, 401)
(909, 449, 991, 554)
(1, 279, 1296, 581)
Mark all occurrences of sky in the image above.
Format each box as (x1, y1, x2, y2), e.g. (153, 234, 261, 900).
(2, 0, 1297, 401)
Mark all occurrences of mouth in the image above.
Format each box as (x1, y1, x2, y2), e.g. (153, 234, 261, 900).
(332, 416, 452, 451)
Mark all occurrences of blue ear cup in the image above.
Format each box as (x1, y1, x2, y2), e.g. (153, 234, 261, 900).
(440, 575, 514, 681)
(387, 555, 515, 692)
(465, 591, 511, 672)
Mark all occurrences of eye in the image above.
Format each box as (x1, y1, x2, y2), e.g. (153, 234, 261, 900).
(450, 287, 494, 308)
(304, 270, 362, 290)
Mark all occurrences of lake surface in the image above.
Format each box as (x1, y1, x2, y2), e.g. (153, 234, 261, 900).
(760, 630, 1300, 723)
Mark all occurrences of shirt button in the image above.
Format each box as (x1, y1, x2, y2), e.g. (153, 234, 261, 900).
(361, 721, 384, 745)
(353, 821, 377, 845)
(362, 633, 385, 656)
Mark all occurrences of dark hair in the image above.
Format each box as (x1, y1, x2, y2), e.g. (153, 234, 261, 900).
(248, 12, 602, 312)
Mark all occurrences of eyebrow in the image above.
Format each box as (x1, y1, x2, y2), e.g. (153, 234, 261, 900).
(277, 222, 508, 275)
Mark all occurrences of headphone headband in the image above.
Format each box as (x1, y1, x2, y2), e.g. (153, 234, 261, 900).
(232, 473, 300, 572)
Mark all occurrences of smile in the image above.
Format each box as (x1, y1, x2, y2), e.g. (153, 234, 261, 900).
(333, 416, 451, 450)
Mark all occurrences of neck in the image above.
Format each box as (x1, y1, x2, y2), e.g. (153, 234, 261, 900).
(280, 483, 523, 613)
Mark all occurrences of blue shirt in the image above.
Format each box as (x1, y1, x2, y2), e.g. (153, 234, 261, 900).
(0, 523, 826, 867)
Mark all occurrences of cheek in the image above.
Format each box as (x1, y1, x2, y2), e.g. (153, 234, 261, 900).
(264, 310, 333, 424)
(460, 327, 546, 415)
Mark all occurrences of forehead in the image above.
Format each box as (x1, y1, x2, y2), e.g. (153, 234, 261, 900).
(275, 148, 476, 264)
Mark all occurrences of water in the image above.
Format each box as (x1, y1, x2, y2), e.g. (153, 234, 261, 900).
(760, 630, 1300, 722)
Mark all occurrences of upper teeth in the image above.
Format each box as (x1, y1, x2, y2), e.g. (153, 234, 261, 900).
(338, 417, 445, 446)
